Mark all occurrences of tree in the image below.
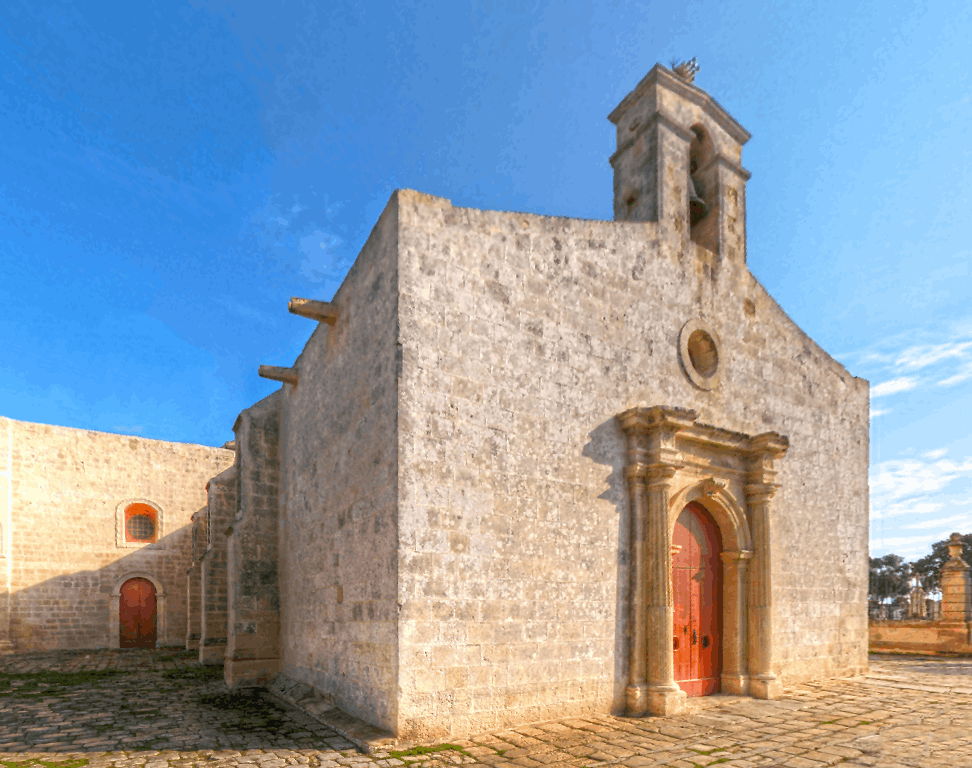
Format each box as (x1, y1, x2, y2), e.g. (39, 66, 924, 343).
(910, 533, 972, 593)
(868, 554, 912, 609)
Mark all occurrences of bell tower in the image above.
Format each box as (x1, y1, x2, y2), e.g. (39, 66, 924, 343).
(608, 60, 752, 262)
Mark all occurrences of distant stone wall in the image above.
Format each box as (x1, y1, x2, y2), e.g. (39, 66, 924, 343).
(870, 621, 972, 654)
(0, 416, 234, 650)
(274, 194, 401, 731)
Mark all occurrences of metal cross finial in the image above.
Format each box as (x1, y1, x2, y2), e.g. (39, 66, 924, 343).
(671, 57, 700, 83)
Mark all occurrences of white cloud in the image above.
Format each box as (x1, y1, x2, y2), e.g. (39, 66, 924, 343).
(870, 408, 889, 419)
(871, 377, 920, 397)
(902, 512, 972, 530)
(921, 448, 948, 459)
(938, 362, 972, 387)
(870, 457, 972, 504)
(870, 500, 943, 521)
(869, 532, 945, 549)
(895, 341, 972, 371)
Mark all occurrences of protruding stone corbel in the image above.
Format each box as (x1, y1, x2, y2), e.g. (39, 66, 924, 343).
(258, 365, 298, 386)
(288, 297, 338, 325)
(700, 477, 726, 497)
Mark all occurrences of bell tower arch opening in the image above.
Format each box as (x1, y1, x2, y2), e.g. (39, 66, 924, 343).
(688, 124, 719, 253)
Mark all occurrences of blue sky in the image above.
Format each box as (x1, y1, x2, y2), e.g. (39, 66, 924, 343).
(2, 1, 970, 561)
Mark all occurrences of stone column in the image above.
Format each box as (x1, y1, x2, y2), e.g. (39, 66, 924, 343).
(618, 406, 697, 716)
(940, 533, 971, 624)
(720, 550, 752, 694)
(745, 433, 788, 700)
(624, 463, 649, 714)
(645, 462, 685, 715)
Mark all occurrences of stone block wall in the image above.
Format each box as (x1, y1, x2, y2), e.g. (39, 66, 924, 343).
(275, 193, 401, 731)
(394, 191, 869, 739)
(226, 392, 282, 687)
(200, 465, 237, 664)
(0, 416, 234, 650)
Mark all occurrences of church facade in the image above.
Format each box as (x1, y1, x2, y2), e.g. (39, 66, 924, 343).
(213, 64, 870, 741)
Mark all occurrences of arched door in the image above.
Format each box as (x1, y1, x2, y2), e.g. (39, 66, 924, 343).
(672, 502, 722, 696)
(119, 578, 157, 648)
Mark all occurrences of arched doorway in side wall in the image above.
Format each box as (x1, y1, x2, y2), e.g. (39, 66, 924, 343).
(672, 501, 723, 696)
(119, 577, 157, 649)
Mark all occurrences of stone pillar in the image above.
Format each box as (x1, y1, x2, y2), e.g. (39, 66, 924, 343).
(645, 462, 685, 715)
(199, 465, 236, 665)
(225, 391, 282, 688)
(720, 550, 752, 694)
(617, 406, 697, 717)
(186, 561, 202, 650)
(745, 433, 789, 700)
(940, 533, 971, 624)
(624, 463, 649, 714)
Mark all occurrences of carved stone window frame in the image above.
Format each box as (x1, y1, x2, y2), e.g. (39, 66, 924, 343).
(115, 499, 165, 550)
(617, 405, 788, 716)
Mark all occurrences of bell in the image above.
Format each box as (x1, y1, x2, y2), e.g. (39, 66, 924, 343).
(688, 174, 707, 225)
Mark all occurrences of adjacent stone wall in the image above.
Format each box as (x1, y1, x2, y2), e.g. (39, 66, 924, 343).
(200, 465, 237, 664)
(394, 190, 869, 739)
(275, 193, 401, 731)
(226, 393, 282, 687)
(870, 621, 972, 654)
(0, 416, 234, 650)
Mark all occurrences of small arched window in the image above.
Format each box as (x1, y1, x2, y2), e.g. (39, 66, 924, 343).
(124, 503, 158, 544)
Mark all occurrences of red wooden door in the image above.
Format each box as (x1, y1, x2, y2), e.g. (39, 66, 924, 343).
(672, 502, 722, 696)
(119, 578, 157, 648)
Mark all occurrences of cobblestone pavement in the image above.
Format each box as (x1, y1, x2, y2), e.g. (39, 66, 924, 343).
(0, 651, 970, 768)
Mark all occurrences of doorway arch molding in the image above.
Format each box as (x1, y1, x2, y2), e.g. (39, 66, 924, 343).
(617, 405, 788, 717)
(109, 572, 167, 649)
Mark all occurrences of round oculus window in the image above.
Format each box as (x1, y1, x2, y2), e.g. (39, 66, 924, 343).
(126, 513, 156, 542)
(678, 319, 722, 391)
(687, 329, 719, 377)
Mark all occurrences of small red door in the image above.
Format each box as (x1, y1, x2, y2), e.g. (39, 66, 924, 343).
(119, 578, 157, 649)
(672, 502, 722, 696)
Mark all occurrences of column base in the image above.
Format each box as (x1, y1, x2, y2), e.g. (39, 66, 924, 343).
(750, 675, 782, 700)
(224, 657, 280, 688)
(199, 643, 225, 666)
(648, 684, 686, 716)
(720, 674, 750, 695)
(626, 683, 649, 716)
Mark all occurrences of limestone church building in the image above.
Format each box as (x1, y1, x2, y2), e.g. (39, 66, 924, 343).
(0, 64, 869, 742)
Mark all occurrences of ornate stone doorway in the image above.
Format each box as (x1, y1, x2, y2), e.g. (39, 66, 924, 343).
(119, 577, 157, 649)
(617, 406, 788, 716)
(672, 501, 722, 696)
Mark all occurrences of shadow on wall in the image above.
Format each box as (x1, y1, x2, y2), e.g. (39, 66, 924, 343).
(7, 517, 202, 652)
(581, 416, 630, 714)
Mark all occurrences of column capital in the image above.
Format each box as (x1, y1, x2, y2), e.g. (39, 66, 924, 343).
(646, 462, 683, 485)
(744, 482, 780, 504)
(625, 463, 650, 483)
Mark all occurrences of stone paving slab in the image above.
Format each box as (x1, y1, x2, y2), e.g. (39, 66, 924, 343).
(0, 651, 971, 768)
